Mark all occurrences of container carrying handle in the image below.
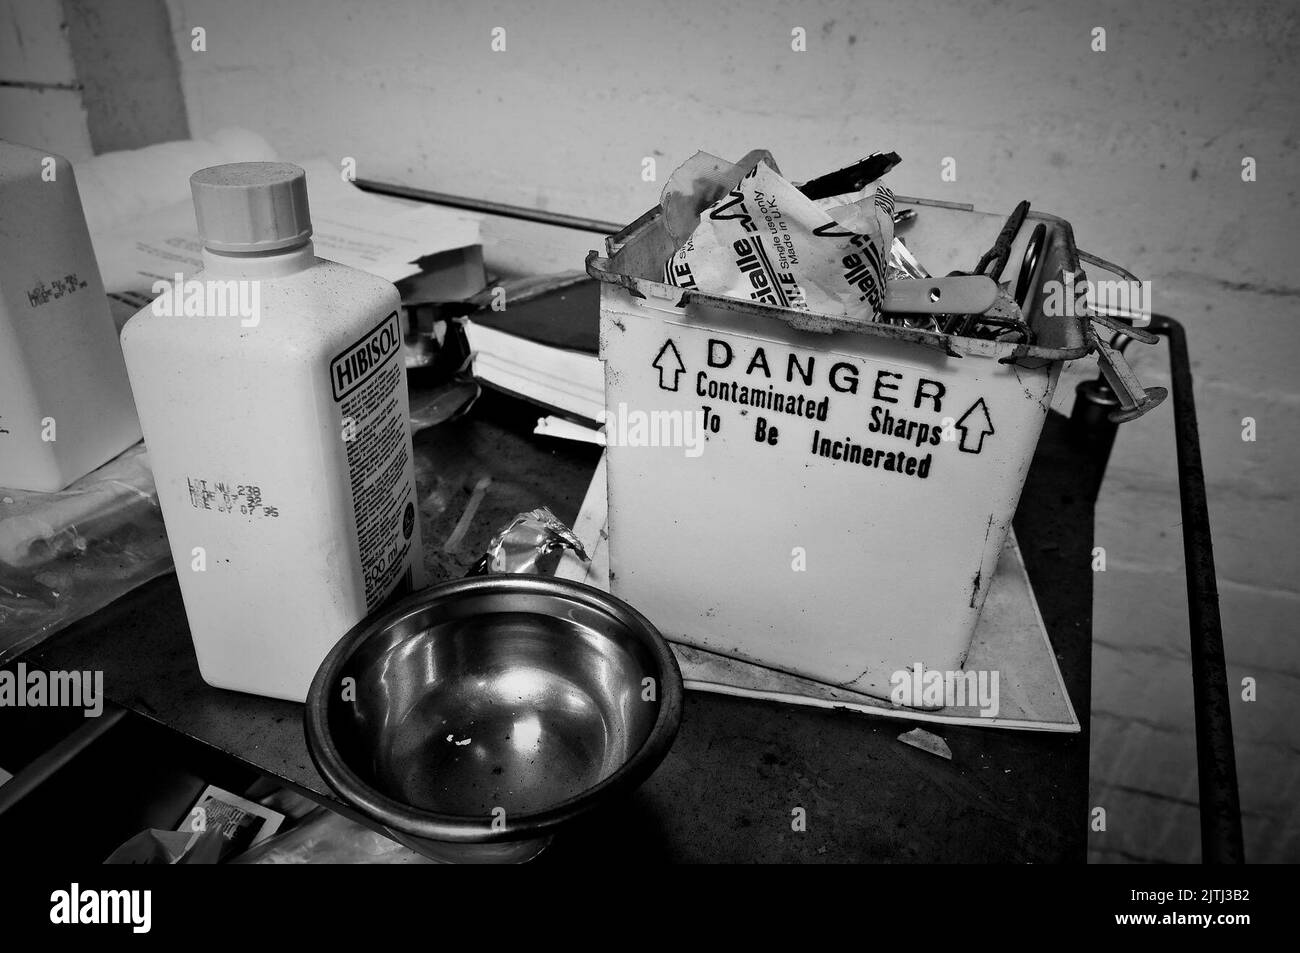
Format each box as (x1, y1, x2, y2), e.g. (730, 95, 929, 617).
(1074, 250, 1167, 422)
(1076, 250, 1155, 340)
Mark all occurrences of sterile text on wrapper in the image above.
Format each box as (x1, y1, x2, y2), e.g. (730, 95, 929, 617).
(664, 160, 895, 322)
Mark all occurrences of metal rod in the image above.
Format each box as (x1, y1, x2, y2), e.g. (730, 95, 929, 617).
(1149, 313, 1245, 863)
(0, 703, 126, 814)
(354, 179, 624, 235)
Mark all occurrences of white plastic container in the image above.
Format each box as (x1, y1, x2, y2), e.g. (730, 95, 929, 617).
(0, 141, 141, 491)
(120, 162, 427, 701)
(588, 201, 1092, 700)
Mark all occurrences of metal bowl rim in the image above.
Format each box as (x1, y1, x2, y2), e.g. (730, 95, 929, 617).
(305, 574, 684, 844)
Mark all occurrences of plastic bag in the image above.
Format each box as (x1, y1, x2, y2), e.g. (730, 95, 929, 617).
(0, 442, 172, 662)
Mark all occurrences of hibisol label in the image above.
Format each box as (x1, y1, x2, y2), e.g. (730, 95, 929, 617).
(330, 311, 403, 401)
(331, 311, 418, 609)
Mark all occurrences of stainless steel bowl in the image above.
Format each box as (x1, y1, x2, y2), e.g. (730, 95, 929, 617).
(305, 575, 683, 863)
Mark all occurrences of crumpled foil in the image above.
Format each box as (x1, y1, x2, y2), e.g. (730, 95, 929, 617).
(468, 506, 588, 577)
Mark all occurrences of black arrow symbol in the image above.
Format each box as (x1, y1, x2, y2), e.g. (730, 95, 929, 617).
(955, 398, 994, 454)
(652, 339, 685, 391)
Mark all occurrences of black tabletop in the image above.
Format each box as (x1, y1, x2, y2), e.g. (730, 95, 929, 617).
(26, 388, 1100, 862)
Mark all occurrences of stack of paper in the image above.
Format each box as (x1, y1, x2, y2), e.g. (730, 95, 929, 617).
(72, 135, 483, 323)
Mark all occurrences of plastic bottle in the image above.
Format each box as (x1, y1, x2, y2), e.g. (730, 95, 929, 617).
(120, 162, 427, 701)
(0, 141, 141, 491)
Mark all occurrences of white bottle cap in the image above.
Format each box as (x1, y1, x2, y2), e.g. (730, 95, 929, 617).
(190, 162, 313, 253)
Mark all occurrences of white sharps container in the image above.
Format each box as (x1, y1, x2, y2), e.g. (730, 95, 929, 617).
(121, 162, 427, 701)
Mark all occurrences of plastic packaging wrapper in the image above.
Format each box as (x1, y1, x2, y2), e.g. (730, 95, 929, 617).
(0, 443, 172, 663)
(230, 807, 436, 864)
(103, 828, 203, 864)
(468, 506, 588, 576)
(887, 237, 929, 282)
(662, 151, 896, 322)
(883, 238, 942, 332)
(104, 784, 283, 864)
